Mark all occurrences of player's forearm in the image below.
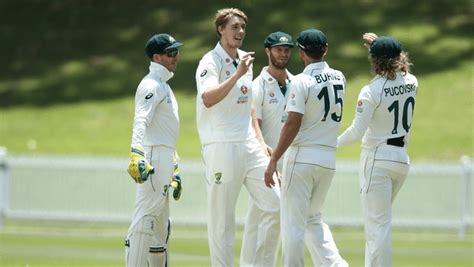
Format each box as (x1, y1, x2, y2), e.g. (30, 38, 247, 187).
(337, 125, 362, 147)
(131, 119, 147, 146)
(251, 107, 265, 145)
(201, 73, 241, 108)
(271, 115, 301, 163)
(337, 114, 370, 147)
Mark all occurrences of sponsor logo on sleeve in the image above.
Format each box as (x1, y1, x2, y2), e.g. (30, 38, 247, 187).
(145, 93, 154, 100)
(200, 69, 207, 77)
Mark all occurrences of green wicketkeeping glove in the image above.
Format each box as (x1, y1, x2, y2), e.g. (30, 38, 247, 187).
(127, 145, 154, 184)
(169, 162, 182, 200)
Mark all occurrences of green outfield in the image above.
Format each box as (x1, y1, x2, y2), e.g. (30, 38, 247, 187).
(0, 60, 472, 160)
(0, 220, 472, 267)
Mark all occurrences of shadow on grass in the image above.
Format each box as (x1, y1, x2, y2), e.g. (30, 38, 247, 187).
(0, 0, 471, 108)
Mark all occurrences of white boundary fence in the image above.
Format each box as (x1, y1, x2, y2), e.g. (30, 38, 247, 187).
(0, 150, 472, 239)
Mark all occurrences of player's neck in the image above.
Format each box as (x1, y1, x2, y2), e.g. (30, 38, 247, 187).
(267, 66, 288, 85)
(220, 41, 239, 60)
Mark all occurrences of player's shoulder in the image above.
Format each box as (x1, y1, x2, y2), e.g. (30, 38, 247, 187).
(136, 76, 165, 99)
(403, 72, 418, 85)
(200, 49, 222, 66)
(324, 65, 346, 81)
(197, 50, 221, 76)
(292, 73, 314, 88)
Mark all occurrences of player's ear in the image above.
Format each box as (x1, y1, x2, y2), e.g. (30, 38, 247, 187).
(217, 25, 225, 37)
(265, 47, 271, 57)
(152, 53, 162, 64)
(323, 46, 328, 57)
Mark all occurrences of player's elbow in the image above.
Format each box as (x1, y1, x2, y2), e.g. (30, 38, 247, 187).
(201, 93, 215, 108)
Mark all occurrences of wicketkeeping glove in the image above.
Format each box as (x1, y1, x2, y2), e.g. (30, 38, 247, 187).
(169, 162, 182, 200)
(127, 145, 154, 184)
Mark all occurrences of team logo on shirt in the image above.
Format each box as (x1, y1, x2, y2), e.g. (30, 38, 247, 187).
(241, 85, 248, 94)
(200, 70, 207, 77)
(269, 91, 278, 104)
(215, 172, 222, 184)
(166, 93, 172, 103)
(226, 71, 230, 76)
(291, 93, 295, 99)
(145, 93, 154, 100)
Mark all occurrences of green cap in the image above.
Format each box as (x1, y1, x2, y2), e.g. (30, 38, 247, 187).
(264, 31, 294, 48)
(296, 29, 328, 51)
(369, 36, 401, 59)
(145, 33, 183, 59)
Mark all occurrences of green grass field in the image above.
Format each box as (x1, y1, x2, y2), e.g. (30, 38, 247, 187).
(0, 220, 472, 267)
(0, 60, 472, 160)
(0, 2, 472, 266)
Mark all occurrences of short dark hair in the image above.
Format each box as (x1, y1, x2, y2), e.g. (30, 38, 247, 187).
(302, 46, 326, 60)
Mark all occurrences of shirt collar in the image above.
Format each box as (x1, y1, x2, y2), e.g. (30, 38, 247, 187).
(214, 42, 244, 66)
(149, 61, 174, 81)
(260, 66, 293, 84)
(303, 61, 329, 74)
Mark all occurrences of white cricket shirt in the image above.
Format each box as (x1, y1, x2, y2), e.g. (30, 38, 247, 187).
(252, 67, 293, 149)
(337, 72, 418, 149)
(286, 61, 346, 168)
(195, 42, 254, 145)
(131, 62, 180, 148)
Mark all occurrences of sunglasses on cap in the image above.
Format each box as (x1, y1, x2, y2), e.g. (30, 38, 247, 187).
(164, 49, 179, 58)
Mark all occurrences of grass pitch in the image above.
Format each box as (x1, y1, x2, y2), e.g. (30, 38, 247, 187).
(0, 220, 472, 266)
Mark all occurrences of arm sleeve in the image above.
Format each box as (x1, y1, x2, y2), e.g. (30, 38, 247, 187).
(131, 82, 163, 145)
(196, 59, 220, 98)
(285, 78, 306, 115)
(252, 79, 263, 120)
(337, 85, 376, 147)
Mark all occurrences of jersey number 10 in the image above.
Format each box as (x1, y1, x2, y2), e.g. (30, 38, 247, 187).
(387, 96, 415, 134)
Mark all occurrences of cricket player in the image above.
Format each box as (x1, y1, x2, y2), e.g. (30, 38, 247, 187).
(265, 29, 348, 267)
(195, 8, 280, 266)
(337, 33, 418, 267)
(241, 31, 294, 265)
(125, 33, 184, 267)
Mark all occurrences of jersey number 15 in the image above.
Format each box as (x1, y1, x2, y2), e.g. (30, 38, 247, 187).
(317, 84, 344, 122)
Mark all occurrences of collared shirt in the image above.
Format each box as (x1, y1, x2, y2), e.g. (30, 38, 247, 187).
(286, 61, 346, 168)
(131, 61, 179, 148)
(195, 42, 254, 145)
(337, 72, 418, 150)
(253, 67, 294, 149)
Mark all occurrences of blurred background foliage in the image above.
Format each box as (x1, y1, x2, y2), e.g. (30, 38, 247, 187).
(0, 0, 472, 159)
(0, 0, 471, 107)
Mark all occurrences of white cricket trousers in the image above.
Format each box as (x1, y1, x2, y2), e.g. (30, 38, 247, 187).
(202, 139, 280, 267)
(125, 145, 174, 267)
(360, 147, 409, 267)
(281, 151, 347, 267)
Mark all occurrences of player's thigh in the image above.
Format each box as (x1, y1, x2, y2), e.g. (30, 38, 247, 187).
(245, 137, 269, 179)
(308, 166, 335, 215)
(202, 142, 246, 185)
(373, 160, 409, 202)
(133, 146, 173, 215)
(245, 175, 279, 213)
(281, 162, 312, 219)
